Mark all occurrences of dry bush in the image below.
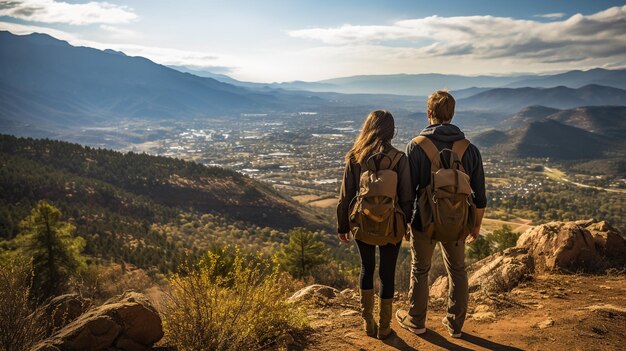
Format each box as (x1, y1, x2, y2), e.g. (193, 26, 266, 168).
(70, 262, 158, 302)
(161, 250, 307, 351)
(309, 261, 356, 289)
(0, 258, 45, 351)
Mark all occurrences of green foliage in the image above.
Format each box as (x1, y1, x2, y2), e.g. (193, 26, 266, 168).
(485, 225, 520, 253)
(14, 200, 86, 298)
(467, 236, 492, 261)
(466, 225, 519, 261)
(276, 228, 329, 279)
(0, 258, 45, 351)
(162, 249, 307, 351)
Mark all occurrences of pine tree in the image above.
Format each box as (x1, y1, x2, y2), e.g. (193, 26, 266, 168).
(467, 235, 491, 260)
(276, 228, 328, 279)
(16, 200, 86, 298)
(485, 225, 520, 253)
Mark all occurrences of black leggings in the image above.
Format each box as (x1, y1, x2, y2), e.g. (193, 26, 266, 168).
(355, 239, 401, 299)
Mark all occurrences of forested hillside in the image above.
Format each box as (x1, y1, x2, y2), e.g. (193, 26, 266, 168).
(0, 134, 328, 271)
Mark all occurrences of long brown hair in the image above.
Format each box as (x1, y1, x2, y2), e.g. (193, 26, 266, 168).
(345, 110, 395, 164)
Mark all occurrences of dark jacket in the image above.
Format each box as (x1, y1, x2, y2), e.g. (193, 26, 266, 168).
(336, 144, 413, 235)
(405, 123, 487, 231)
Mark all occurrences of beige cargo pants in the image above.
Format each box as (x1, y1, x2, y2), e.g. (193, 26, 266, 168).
(408, 232, 468, 333)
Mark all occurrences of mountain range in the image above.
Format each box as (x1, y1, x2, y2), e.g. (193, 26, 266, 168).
(2, 30, 626, 134)
(179, 66, 626, 97)
(0, 31, 325, 128)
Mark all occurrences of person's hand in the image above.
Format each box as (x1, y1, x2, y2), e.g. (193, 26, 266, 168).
(338, 232, 350, 244)
(466, 227, 480, 243)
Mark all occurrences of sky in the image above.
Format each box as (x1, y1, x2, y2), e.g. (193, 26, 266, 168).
(1, 0, 626, 82)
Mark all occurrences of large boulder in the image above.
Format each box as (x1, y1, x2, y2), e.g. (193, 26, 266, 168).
(579, 219, 626, 264)
(468, 247, 534, 293)
(43, 294, 90, 334)
(288, 285, 339, 303)
(516, 221, 600, 272)
(32, 292, 163, 351)
(430, 247, 534, 299)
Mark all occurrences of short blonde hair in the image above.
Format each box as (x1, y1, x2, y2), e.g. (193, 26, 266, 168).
(427, 90, 455, 124)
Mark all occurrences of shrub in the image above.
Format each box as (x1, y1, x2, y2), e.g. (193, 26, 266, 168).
(161, 249, 307, 351)
(0, 258, 45, 351)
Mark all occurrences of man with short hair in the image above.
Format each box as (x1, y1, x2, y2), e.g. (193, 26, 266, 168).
(396, 90, 487, 338)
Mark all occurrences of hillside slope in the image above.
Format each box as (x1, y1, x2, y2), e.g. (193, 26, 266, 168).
(475, 119, 612, 159)
(0, 134, 326, 270)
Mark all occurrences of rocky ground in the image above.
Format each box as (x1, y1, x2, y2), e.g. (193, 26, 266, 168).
(291, 219, 626, 351)
(29, 219, 626, 351)
(294, 274, 626, 351)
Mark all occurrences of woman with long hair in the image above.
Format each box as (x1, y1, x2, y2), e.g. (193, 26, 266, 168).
(336, 110, 412, 339)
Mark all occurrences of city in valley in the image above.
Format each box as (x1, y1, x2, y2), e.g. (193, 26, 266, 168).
(67, 111, 625, 233)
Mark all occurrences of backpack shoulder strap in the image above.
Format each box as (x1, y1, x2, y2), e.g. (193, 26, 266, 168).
(385, 148, 402, 170)
(412, 136, 442, 170)
(451, 139, 470, 172)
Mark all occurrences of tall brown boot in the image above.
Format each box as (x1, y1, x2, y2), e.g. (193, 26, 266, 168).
(360, 289, 377, 337)
(378, 298, 394, 339)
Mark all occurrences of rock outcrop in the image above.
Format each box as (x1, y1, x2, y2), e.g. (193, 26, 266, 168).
(578, 219, 626, 262)
(32, 292, 163, 351)
(288, 284, 340, 303)
(43, 294, 90, 334)
(517, 221, 600, 272)
(430, 247, 534, 298)
(431, 220, 625, 299)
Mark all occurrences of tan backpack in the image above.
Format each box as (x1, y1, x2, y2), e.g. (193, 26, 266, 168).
(349, 149, 406, 245)
(413, 136, 476, 242)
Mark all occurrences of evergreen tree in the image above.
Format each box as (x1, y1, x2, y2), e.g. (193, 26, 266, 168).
(16, 200, 86, 298)
(276, 228, 328, 279)
(467, 235, 491, 260)
(485, 225, 520, 253)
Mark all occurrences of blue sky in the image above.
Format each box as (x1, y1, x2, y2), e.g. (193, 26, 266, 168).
(1, 0, 625, 82)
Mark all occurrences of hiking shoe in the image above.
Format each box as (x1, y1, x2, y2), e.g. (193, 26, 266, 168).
(395, 309, 426, 335)
(441, 318, 462, 338)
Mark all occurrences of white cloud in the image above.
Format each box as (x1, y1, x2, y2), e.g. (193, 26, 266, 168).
(0, 0, 137, 25)
(0, 21, 239, 71)
(289, 6, 626, 65)
(534, 12, 566, 19)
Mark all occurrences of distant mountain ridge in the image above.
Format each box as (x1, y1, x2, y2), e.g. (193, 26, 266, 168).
(173, 66, 626, 96)
(458, 85, 626, 112)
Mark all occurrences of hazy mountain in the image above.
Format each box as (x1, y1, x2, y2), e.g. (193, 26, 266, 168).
(506, 68, 626, 90)
(0, 31, 325, 128)
(449, 87, 494, 99)
(310, 74, 523, 96)
(167, 65, 248, 86)
(457, 85, 626, 112)
(229, 68, 626, 96)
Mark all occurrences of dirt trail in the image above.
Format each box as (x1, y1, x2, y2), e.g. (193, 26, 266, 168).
(300, 274, 626, 350)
